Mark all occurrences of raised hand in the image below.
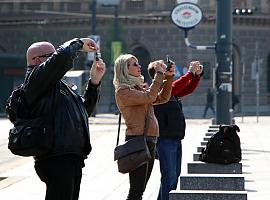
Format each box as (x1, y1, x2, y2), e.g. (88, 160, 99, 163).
(90, 59, 106, 85)
(80, 38, 99, 52)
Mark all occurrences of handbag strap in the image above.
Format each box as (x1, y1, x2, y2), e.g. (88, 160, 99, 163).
(116, 104, 150, 146)
(116, 112, 122, 146)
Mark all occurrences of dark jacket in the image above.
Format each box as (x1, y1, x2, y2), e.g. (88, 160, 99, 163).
(154, 72, 200, 140)
(22, 39, 100, 160)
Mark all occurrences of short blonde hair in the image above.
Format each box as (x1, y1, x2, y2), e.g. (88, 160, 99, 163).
(113, 54, 144, 89)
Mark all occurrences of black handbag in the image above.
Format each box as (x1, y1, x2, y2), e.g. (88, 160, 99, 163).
(7, 87, 62, 157)
(114, 109, 151, 174)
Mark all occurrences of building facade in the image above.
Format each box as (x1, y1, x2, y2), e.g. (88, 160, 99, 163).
(0, 0, 270, 117)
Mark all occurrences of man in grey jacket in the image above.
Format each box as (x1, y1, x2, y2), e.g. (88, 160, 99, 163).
(23, 38, 106, 200)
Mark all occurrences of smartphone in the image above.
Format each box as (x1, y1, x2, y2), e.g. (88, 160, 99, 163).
(95, 52, 101, 61)
(166, 55, 173, 70)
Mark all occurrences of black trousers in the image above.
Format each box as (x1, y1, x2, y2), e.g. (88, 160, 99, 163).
(126, 141, 156, 200)
(34, 154, 84, 200)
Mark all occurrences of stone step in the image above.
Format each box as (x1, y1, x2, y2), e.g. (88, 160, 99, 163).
(208, 129, 218, 132)
(201, 141, 208, 146)
(169, 190, 247, 200)
(206, 132, 215, 136)
(180, 174, 245, 191)
(193, 153, 201, 161)
(203, 137, 211, 141)
(197, 146, 204, 152)
(193, 152, 245, 162)
(209, 125, 220, 129)
(187, 162, 242, 174)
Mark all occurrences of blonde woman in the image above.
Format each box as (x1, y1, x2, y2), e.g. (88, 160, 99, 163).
(113, 54, 175, 200)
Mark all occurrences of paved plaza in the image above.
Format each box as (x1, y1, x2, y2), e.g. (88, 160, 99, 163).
(0, 114, 269, 199)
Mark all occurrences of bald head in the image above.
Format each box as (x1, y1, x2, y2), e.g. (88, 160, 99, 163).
(26, 41, 56, 66)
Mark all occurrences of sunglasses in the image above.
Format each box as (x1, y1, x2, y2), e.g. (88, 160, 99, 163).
(32, 52, 54, 60)
(128, 62, 140, 67)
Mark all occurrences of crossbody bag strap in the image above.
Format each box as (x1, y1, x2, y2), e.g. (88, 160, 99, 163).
(116, 104, 150, 146)
(116, 113, 122, 146)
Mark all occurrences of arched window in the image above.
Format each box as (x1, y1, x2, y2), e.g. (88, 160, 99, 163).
(132, 46, 151, 84)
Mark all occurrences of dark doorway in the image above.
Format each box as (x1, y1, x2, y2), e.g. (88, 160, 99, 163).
(132, 46, 151, 84)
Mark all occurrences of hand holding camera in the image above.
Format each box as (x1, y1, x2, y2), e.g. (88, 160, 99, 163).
(189, 61, 203, 76)
(196, 63, 203, 76)
(152, 60, 166, 74)
(165, 55, 175, 76)
(80, 38, 99, 52)
(90, 57, 106, 85)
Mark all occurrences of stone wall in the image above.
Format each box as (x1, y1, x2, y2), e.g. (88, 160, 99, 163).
(0, 1, 270, 116)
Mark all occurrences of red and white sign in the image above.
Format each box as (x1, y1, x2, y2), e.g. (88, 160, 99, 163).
(171, 3, 202, 29)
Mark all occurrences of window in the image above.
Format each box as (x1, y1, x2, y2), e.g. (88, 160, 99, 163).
(233, 0, 247, 7)
(126, 0, 145, 10)
(67, 3, 81, 12)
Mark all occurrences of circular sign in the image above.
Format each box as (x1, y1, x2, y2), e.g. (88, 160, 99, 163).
(171, 3, 203, 29)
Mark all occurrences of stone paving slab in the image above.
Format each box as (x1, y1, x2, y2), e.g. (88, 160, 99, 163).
(187, 162, 242, 174)
(180, 174, 245, 191)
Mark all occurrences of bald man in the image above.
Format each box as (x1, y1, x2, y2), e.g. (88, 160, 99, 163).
(20, 38, 106, 200)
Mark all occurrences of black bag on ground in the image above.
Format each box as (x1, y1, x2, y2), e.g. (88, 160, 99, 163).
(199, 124, 241, 164)
(5, 84, 58, 157)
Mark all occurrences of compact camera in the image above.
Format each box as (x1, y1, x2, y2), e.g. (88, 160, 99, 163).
(166, 55, 173, 71)
(95, 52, 101, 61)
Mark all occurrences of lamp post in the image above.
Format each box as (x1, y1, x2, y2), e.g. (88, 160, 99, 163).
(215, 0, 233, 124)
(91, 0, 97, 34)
(101, 3, 119, 41)
(171, 0, 233, 124)
(113, 5, 119, 41)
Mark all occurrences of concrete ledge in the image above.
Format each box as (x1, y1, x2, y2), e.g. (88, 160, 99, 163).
(188, 162, 242, 174)
(180, 174, 245, 191)
(208, 129, 218, 132)
(206, 132, 215, 136)
(193, 153, 200, 161)
(209, 125, 220, 128)
(0, 176, 26, 189)
(201, 141, 207, 146)
(203, 137, 211, 141)
(197, 146, 204, 152)
(169, 190, 247, 200)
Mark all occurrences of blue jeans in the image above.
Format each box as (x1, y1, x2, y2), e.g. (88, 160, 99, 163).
(156, 138, 182, 200)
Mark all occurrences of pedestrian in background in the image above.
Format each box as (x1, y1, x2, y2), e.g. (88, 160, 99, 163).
(203, 88, 215, 118)
(23, 38, 106, 200)
(113, 54, 175, 200)
(148, 61, 203, 200)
